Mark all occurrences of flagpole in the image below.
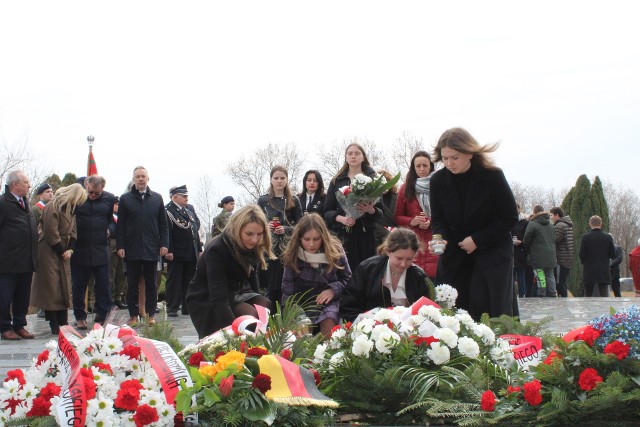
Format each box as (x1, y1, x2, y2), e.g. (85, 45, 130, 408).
(87, 135, 95, 176)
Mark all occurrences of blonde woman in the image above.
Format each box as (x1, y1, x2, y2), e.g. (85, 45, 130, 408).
(31, 183, 87, 334)
(186, 204, 276, 339)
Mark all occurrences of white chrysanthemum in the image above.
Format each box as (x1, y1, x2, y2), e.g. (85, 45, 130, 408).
(433, 328, 458, 348)
(353, 173, 373, 186)
(87, 397, 114, 417)
(329, 351, 345, 371)
(371, 324, 392, 341)
(457, 336, 480, 359)
(313, 343, 327, 364)
(16, 382, 37, 401)
(88, 412, 115, 427)
(406, 314, 425, 328)
(435, 284, 458, 308)
(101, 336, 124, 354)
(3, 378, 20, 394)
(374, 309, 394, 323)
(354, 318, 376, 335)
(352, 335, 374, 358)
(438, 315, 461, 334)
(427, 342, 451, 365)
(418, 305, 441, 322)
(140, 389, 165, 407)
(374, 329, 401, 354)
(454, 310, 476, 329)
(473, 324, 496, 345)
(156, 403, 177, 424)
(96, 380, 120, 400)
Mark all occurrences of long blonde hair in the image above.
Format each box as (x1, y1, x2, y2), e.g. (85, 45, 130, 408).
(281, 213, 345, 273)
(52, 183, 87, 216)
(224, 205, 276, 269)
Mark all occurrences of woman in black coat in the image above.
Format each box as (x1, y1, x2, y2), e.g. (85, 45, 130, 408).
(298, 170, 327, 216)
(340, 228, 434, 322)
(429, 128, 519, 321)
(186, 205, 275, 339)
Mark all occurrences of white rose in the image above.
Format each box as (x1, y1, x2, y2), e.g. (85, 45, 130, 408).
(427, 342, 451, 365)
(352, 335, 374, 358)
(457, 336, 481, 359)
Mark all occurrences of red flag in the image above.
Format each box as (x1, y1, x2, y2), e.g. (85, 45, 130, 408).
(87, 147, 98, 176)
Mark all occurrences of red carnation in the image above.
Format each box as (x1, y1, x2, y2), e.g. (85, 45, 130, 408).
(578, 368, 603, 391)
(115, 380, 144, 411)
(83, 376, 97, 400)
(92, 362, 113, 375)
(39, 382, 62, 401)
(309, 369, 321, 386)
(121, 379, 144, 390)
(577, 326, 601, 346)
(188, 352, 206, 367)
(604, 340, 630, 360)
(543, 350, 561, 365)
(280, 349, 292, 360)
(247, 347, 269, 357)
(506, 385, 522, 395)
(36, 350, 49, 367)
(120, 345, 142, 360)
(239, 341, 247, 353)
(480, 390, 496, 411)
(133, 404, 159, 427)
(26, 396, 51, 417)
(523, 379, 542, 406)
(252, 373, 272, 394)
(219, 375, 234, 397)
(4, 369, 26, 385)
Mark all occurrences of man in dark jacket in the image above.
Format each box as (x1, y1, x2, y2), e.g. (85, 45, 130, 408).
(164, 185, 202, 317)
(0, 170, 38, 340)
(117, 166, 169, 325)
(579, 215, 616, 297)
(523, 205, 557, 297)
(71, 175, 117, 329)
(511, 204, 530, 298)
(610, 240, 624, 297)
(550, 207, 574, 297)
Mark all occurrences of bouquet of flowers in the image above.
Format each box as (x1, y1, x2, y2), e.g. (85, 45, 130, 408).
(335, 172, 401, 225)
(0, 325, 182, 426)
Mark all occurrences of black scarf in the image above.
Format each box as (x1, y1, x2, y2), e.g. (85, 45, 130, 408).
(222, 231, 259, 278)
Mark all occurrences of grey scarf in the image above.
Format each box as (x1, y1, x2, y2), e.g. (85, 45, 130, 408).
(415, 173, 433, 215)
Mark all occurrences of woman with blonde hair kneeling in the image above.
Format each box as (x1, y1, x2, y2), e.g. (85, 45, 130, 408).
(186, 205, 275, 339)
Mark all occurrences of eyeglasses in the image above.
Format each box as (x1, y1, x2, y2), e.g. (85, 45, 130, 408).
(87, 190, 102, 196)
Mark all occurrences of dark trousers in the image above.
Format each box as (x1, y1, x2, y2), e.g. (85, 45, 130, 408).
(514, 265, 526, 297)
(585, 281, 609, 297)
(0, 272, 32, 332)
(524, 265, 536, 297)
(556, 265, 570, 297)
(72, 263, 112, 321)
(126, 260, 159, 318)
(165, 260, 196, 313)
(611, 271, 621, 297)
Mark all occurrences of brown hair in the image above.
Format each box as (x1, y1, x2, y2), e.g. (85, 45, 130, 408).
(404, 151, 435, 200)
(268, 165, 296, 211)
(433, 128, 499, 171)
(281, 213, 345, 273)
(377, 227, 422, 255)
(332, 143, 372, 184)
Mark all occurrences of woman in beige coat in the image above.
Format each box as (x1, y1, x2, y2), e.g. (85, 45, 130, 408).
(30, 184, 86, 334)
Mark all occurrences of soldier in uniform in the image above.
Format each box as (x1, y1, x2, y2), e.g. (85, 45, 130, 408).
(32, 182, 53, 232)
(165, 185, 202, 317)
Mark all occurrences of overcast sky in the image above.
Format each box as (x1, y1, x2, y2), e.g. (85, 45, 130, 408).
(1, 1, 638, 205)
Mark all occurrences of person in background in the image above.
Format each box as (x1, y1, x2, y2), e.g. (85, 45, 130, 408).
(324, 143, 382, 274)
(281, 213, 351, 339)
(211, 196, 235, 238)
(0, 170, 38, 340)
(511, 203, 529, 298)
(109, 197, 127, 309)
(32, 182, 53, 233)
(298, 170, 326, 216)
(373, 169, 398, 247)
(165, 185, 202, 317)
(257, 165, 303, 303)
(31, 184, 87, 335)
(629, 238, 640, 297)
(429, 128, 519, 321)
(341, 228, 433, 322)
(550, 206, 573, 298)
(117, 166, 169, 326)
(579, 215, 615, 297)
(186, 205, 275, 339)
(523, 205, 557, 297)
(71, 175, 117, 329)
(393, 150, 438, 279)
(610, 238, 624, 297)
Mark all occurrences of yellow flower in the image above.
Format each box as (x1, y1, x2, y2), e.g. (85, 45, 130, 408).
(198, 351, 246, 378)
(199, 364, 220, 378)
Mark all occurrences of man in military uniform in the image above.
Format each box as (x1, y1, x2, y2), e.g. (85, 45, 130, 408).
(165, 185, 202, 317)
(32, 182, 53, 231)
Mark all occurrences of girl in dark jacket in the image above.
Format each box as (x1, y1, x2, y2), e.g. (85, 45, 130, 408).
(298, 170, 326, 216)
(340, 228, 434, 322)
(186, 205, 275, 339)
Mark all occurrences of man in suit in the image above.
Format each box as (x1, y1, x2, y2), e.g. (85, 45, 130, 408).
(164, 185, 202, 317)
(71, 175, 117, 329)
(610, 239, 624, 297)
(117, 166, 169, 326)
(0, 170, 38, 340)
(579, 215, 616, 297)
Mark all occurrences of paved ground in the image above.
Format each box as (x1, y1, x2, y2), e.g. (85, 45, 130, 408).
(2, 297, 639, 377)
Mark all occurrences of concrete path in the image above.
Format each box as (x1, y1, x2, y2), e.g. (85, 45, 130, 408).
(2, 297, 639, 377)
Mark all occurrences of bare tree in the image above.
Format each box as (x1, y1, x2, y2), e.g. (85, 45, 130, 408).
(509, 182, 559, 213)
(388, 131, 426, 180)
(0, 133, 49, 194)
(604, 182, 640, 277)
(225, 142, 304, 202)
(192, 175, 219, 241)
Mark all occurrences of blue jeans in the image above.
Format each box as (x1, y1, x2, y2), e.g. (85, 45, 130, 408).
(534, 267, 557, 297)
(0, 272, 32, 332)
(72, 263, 113, 321)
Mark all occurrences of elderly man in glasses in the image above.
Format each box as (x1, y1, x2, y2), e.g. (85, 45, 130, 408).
(71, 175, 118, 329)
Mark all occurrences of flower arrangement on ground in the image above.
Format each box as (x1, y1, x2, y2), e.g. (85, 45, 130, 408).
(0, 325, 181, 426)
(314, 284, 516, 425)
(335, 172, 400, 225)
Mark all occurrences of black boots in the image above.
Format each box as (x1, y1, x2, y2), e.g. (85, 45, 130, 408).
(114, 295, 128, 310)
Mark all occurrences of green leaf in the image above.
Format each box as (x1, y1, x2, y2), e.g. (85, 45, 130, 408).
(242, 396, 278, 426)
(175, 389, 194, 414)
(203, 387, 221, 406)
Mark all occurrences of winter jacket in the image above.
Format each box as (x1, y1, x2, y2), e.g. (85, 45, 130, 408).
(116, 186, 169, 261)
(523, 212, 557, 269)
(580, 228, 615, 284)
(511, 216, 529, 267)
(553, 216, 574, 268)
(610, 243, 624, 277)
(0, 187, 38, 273)
(72, 191, 117, 266)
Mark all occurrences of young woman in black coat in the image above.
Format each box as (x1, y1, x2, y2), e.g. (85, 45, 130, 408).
(186, 205, 275, 339)
(298, 170, 327, 216)
(429, 128, 519, 321)
(340, 228, 434, 322)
